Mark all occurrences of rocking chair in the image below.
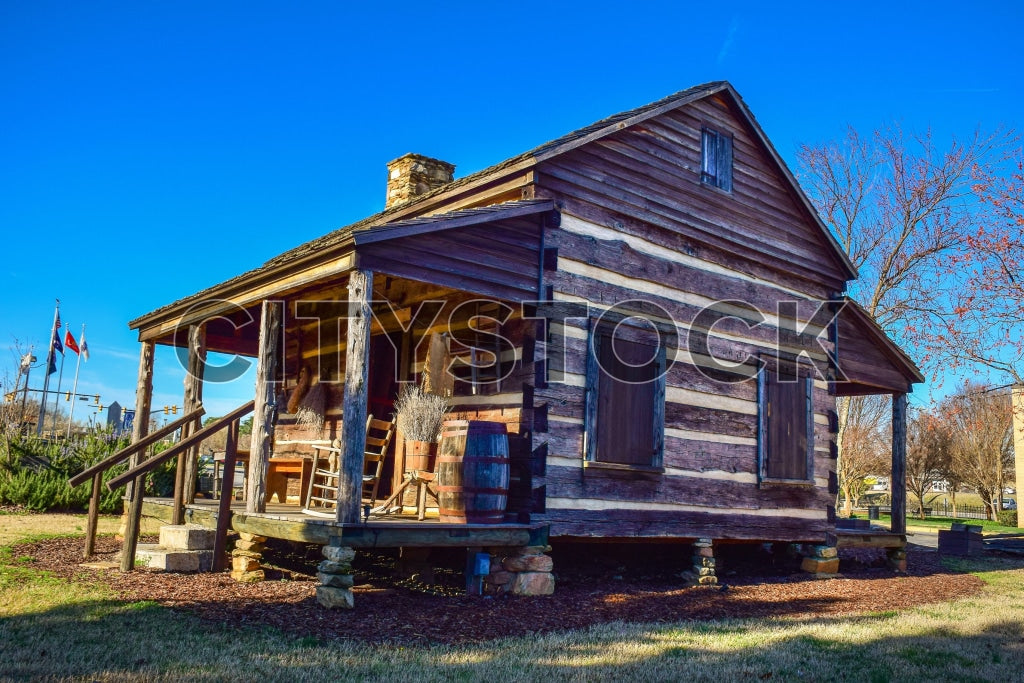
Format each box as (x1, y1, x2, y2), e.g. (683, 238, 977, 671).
(302, 415, 396, 518)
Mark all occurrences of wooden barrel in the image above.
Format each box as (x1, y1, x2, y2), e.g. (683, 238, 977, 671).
(436, 420, 509, 524)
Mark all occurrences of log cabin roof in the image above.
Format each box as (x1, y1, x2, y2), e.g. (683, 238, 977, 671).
(128, 199, 554, 334)
(130, 80, 855, 333)
(835, 298, 925, 395)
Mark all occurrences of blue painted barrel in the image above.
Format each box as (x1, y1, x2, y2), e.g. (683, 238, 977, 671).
(436, 421, 509, 524)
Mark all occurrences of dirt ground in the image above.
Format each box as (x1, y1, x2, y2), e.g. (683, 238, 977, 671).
(8, 533, 993, 645)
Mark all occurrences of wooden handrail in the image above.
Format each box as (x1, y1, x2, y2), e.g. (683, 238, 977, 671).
(68, 406, 206, 488)
(107, 400, 255, 491)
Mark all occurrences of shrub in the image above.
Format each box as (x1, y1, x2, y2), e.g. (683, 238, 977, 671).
(996, 509, 1019, 528)
(0, 429, 135, 513)
(144, 441, 178, 498)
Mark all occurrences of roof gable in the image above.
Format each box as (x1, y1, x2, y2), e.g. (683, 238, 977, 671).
(532, 83, 857, 284)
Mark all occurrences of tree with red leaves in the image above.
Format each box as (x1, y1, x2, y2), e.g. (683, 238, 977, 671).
(943, 160, 1024, 384)
(798, 125, 1016, 515)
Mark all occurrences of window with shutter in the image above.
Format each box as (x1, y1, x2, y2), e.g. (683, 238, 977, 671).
(757, 367, 814, 483)
(585, 322, 666, 468)
(701, 127, 733, 192)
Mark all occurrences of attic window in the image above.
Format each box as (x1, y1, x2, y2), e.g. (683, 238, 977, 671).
(701, 127, 733, 192)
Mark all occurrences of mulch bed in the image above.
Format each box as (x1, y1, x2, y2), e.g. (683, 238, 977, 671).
(9, 535, 988, 645)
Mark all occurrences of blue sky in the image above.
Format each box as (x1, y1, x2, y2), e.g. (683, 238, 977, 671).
(1, 1, 1021, 419)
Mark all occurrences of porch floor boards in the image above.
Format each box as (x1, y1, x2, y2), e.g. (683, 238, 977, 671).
(141, 498, 547, 549)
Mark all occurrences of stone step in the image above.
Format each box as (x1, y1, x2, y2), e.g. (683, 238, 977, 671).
(135, 544, 218, 572)
(159, 524, 217, 551)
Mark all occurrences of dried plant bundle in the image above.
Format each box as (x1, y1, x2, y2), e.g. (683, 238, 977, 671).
(295, 381, 326, 436)
(287, 365, 312, 414)
(395, 383, 449, 442)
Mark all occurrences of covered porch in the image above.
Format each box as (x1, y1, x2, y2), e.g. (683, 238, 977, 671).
(93, 200, 558, 603)
(830, 298, 926, 570)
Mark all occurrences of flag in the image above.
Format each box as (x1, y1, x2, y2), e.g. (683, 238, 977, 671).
(47, 312, 63, 375)
(51, 322, 63, 356)
(64, 327, 80, 355)
(80, 331, 89, 362)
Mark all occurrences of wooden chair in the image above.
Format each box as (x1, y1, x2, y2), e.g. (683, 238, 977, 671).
(302, 415, 396, 518)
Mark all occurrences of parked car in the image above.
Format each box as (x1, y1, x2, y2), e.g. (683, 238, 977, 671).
(1002, 499, 1017, 511)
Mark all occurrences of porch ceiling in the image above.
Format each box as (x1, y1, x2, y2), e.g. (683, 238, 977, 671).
(131, 200, 555, 347)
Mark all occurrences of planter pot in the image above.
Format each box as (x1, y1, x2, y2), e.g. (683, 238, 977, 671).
(404, 440, 436, 472)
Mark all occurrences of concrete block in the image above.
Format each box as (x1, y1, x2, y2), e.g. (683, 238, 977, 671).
(159, 524, 216, 551)
(135, 545, 200, 572)
(196, 550, 218, 572)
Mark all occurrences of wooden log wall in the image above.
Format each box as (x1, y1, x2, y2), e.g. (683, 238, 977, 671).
(531, 93, 846, 543)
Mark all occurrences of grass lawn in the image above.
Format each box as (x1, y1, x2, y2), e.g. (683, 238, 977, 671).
(870, 514, 1022, 535)
(3, 513, 1024, 681)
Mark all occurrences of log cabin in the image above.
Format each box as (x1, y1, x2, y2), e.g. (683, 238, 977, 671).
(110, 81, 923, 592)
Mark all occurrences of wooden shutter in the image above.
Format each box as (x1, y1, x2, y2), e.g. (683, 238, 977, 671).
(701, 127, 733, 191)
(701, 128, 716, 185)
(717, 133, 733, 192)
(763, 370, 811, 481)
(594, 332, 659, 466)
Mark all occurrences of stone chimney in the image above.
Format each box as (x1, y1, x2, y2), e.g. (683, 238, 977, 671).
(385, 153, 456, 209)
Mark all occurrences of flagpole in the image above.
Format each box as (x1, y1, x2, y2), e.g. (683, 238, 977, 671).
(66, 323, 85, 441)
(52, 342, 67, 436)
(37, 300, 60, 436)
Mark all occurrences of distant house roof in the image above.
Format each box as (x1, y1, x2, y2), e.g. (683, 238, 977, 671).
(130, 81, 855, 332)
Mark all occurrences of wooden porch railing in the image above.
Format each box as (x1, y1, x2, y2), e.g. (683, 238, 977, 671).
(107, 400, 255, 572)
(68, 406, 205, 559)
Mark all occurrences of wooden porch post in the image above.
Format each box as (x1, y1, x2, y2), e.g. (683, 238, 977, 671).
(336, 269, 373, 524)
(890, 392, 907, 535)
(247, 300, 282, 513)
(121, 340, 155, 572)
(181, 324, 207, 505)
